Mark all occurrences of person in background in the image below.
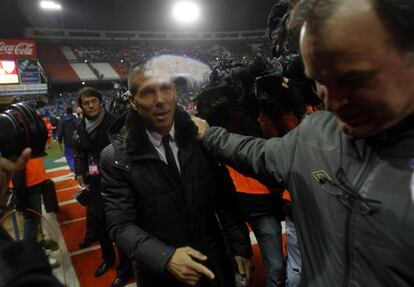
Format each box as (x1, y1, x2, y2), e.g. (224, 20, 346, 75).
(73, 87, 117, 277)
(227, 165, 286, 287)
(193, 0, 414, 285)
(57, 106, 78, 172)
(42, 116, 53, 149)
(256, 76, 308, 287)
(74, 87, 132, 285)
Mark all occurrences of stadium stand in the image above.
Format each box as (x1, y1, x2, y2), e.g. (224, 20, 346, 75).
(37, 44, 80, 82)
(41, 63, 80, 82)
(37, 44, 68, 64)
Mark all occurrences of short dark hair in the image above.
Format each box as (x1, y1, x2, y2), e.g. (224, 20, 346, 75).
(65, 106, 73, 114)
(77, 87, 103, 106)
(289, 0, 414, 53)
(128, 67, 144, 97)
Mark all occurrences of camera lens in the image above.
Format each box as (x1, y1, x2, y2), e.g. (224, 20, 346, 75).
(0, 102, 48, 159)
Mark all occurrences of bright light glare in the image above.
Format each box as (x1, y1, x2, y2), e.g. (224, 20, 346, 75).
(40, 1, 62, 10)
(172, 1, 200, 23)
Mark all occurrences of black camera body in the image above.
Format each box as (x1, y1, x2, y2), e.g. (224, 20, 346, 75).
(75, 185, 90, 207)
(0, 102, 48, 160)
(196, 53, 307, 134)
(108, 83, 130, 117)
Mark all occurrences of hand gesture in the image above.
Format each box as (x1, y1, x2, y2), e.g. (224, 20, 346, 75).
(166, 246, 215, 286)
(76, 175, 84, 187)
(191, 116, 209, 140)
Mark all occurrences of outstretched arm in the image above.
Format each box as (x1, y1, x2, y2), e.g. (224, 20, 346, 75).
(0, 148, 31, 195)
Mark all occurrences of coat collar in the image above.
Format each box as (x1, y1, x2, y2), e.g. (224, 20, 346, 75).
(123, 106, 197, 157)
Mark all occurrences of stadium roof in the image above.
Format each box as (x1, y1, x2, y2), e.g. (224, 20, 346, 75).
(1, 0, 276, 38)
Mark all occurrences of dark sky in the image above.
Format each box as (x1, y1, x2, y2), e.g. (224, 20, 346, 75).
(0, 0, 276, 38)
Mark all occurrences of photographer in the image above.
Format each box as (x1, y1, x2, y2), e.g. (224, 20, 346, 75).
(0, 155, 63, 286)
(10, 157, 47, 243)
(256, 73, 309, 287)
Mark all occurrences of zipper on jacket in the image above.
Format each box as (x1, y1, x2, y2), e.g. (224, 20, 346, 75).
(342, 147, 377, 287)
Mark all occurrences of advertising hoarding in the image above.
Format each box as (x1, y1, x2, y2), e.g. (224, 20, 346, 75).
(18, 59, 40, 84)
(0, 39, 37, 59)
(0, 60, 19, 84)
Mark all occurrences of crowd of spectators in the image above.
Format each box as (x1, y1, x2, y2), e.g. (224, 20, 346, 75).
(71, 39, 272, 76)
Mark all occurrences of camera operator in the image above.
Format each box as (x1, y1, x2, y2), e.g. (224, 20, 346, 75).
(10, 157, 48, 243)
(255, 73, 310, 287)
(0, 149, 63, 287)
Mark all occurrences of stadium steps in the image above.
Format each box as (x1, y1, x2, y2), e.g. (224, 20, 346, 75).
(70, 63, 98, 81)
(90, 63, 121, 80)
(61, 46, 78, 62)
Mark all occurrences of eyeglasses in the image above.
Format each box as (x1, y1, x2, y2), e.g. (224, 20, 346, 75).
(81, 98, 99, 107)
(318, 168, 381, 215)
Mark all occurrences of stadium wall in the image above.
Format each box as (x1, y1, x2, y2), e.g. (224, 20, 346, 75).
(24, 28, 268, 42)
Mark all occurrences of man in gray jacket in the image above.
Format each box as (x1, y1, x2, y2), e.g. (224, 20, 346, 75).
(194, 0, 414, 286)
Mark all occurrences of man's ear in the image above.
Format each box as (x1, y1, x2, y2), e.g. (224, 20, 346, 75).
(128, 93, 137, 111)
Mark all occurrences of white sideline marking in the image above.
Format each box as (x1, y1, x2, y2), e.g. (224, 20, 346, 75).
(70, 245, 100, 257)
(46, 166, 71, 173)
(60, 217, 86, 226)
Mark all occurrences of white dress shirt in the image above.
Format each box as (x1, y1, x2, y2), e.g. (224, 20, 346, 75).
(145, 124, 181, 173)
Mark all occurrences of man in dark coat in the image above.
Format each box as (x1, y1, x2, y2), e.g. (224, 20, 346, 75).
(100, 66, 252, 287)
(74, 87, 132, 286)
(73, 87, 118, 277)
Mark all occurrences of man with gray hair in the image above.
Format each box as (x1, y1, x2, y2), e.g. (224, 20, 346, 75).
(193, 0, 414, 286)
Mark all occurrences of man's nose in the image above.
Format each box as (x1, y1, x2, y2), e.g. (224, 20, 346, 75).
(154, 89, 166, 103)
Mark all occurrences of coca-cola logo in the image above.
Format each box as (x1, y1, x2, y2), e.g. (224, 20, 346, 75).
(0, 42, 34, 56)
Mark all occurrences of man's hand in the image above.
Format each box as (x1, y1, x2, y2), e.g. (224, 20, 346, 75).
(166, 246, 215, 286)
(234, 256, 253, 286)
(0, 148, 31, 194)
(191, 116, 209, 141)
(76, 175, 84, 187)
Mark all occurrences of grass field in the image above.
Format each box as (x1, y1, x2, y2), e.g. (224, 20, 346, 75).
(43, 140, 68, 170)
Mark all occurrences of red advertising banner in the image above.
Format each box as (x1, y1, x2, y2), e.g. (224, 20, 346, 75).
(0, 39, 37, 59)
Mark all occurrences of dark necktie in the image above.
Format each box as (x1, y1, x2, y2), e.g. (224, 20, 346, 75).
(161, 135, 180, 178)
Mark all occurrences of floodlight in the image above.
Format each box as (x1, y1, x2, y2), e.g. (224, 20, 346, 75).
(40, 1, 62, 11)
(172, 1, 200, 23)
